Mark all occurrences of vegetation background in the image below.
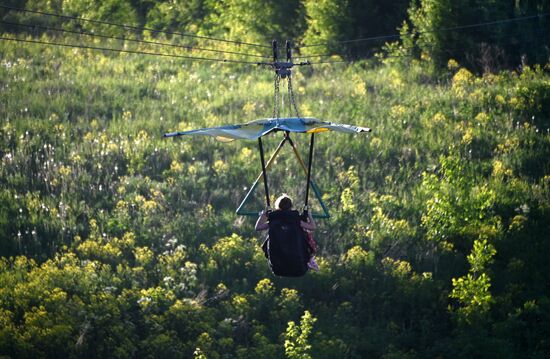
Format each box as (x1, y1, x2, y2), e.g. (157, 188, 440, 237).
(1, 0, 550, 358)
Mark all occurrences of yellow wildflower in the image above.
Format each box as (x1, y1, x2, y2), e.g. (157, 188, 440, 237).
(170, 160, 183, 173)
(433, 112, 446, 123)
(242, 102, 256, 116)
(447, 59, 459, 70)
(58, 165, 71, 176)
(390, 105, 407, 118)
(213, 160, 228, 174)
(462, 127, 474, 145)
(475, 112, 490, 124)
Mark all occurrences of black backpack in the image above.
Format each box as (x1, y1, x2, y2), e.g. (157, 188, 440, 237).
(262, 210, 310, 277)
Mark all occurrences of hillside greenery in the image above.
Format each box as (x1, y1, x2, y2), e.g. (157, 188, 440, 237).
(2, 1, 550, 358)
(1, 34, 550, 358)
(2, 0, 550, 70)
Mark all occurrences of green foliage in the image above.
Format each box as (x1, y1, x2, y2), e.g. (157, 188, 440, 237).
(302, 0, 409, 59)
(421, 155, 500, 248)
(1, 27, 550, 357)
(145, 0, 211, 35)
(0, 0, 64, 33)
(63, 0, 140, 36)
(406, 0, 550, 71)
(5, 0, 550, 72)
(207, 0, 306, 46)
(451, 239, 496, 323)
(285, 310, 317, 359)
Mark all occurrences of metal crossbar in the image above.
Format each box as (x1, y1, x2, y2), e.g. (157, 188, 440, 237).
(236, 134, 330, 218)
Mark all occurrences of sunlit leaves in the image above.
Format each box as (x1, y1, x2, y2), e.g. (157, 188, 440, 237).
(342, 245, 372, 270)
(202, 234, 266, 286)
(452, 68, 474, 98)
(63, 0, 139, 36)
(450, 238, 496, 324)
(1, 23, 550, 358)
(284, 310, 317, 359)
(255, 278, 275, 296)
(467, 239, 496, 274)
(421, 155, 501, 252)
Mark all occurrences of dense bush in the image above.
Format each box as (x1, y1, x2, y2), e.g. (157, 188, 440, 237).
(1, 4, 550, 357)
(2, 0, 550, 70)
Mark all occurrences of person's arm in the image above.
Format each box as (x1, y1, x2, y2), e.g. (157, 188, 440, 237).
(255, 210, 269, 231)
(300, 211, 316, 231)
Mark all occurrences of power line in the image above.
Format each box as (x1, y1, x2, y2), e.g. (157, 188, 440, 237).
(301, 26, 513, 59)
(297, 12, 550, 49)
(0, 20, 270, 59)
(299, 34, 400, 50)
(0, 36, 261, 65)
(2, 31, 545, 69)
(0, 4, 270, 49)
(305, 51, 433, 65)
(298, 24, 494, 58)
(3, 22, 546, 69)
(307, 59, 349, 65)
(295, 52, 342, 59)
(306, 30, 550, 65)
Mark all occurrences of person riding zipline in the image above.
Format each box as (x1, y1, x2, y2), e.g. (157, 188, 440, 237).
(163, 49, 370, 277)
(255, 194, 319, 276)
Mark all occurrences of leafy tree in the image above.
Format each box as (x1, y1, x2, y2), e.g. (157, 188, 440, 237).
(450, 238, 496, 324)
(420, 155, 501, 279)
(302, 0, 409, 59)
(63, 0, 140, 36)
(406, 0, 550, 71)
(285, 310, 316, 359)
(0, 0, 64, 33)
(205, 0, 306, 46)
(2, 24, 550, 358)
(145, 0, 212, 36)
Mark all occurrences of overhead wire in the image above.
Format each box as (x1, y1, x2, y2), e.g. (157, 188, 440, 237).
(303, 23, 550, 66)
(0, 20, 270, 59)
(306, 36, 550, 65)
(296, 12, 550, 50)
(2, 5, 549, 68)
(295, 12, 550, 64)
(296, 27, 476, 61)
(2, 30, 544, 68)
(0, 36, 261, 65)
(0, 4, 270, 49)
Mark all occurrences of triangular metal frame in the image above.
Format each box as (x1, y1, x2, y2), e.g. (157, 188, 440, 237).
(236, 134, 330, 219)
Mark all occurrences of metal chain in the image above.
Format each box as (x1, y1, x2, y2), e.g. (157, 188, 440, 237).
(287, 75, 301, 118)
(281, 78, 285, 117)
(273, 74, 280, 119)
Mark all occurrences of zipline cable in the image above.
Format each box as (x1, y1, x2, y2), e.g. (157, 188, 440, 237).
(3, 33, 546, 68)
(297, 25, 550, 64)
(0, 20, 270, 59)
(0, 36, 261, 64)
(4, 5, 548, 65)
(298, 21, 506, 59)
(2, 21, 547, 67)
(0, 4, 270, 49)
(296, 12, 550, 49)
(0, 35, 480, 67)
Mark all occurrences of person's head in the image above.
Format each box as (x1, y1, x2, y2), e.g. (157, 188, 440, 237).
(275, 194, 293, 211)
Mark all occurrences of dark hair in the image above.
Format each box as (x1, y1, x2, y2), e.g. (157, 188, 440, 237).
(275, 195, 293, 211)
